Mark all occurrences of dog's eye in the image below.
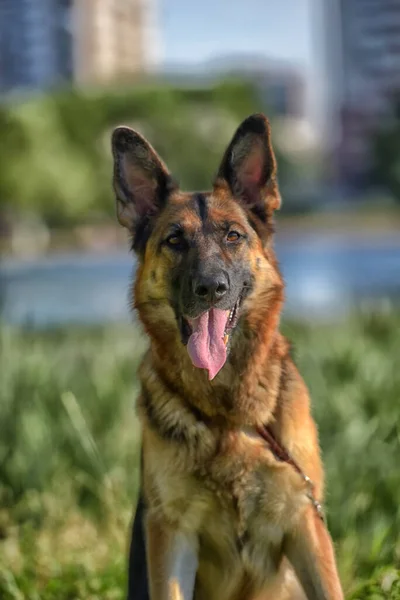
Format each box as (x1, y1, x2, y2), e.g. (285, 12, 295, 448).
(226, 231, 241, 243)
(166, 232, 185, 249)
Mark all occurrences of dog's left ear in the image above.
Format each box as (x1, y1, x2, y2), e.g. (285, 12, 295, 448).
(111, 126, 175, 230)
(215, 114, 281, 217)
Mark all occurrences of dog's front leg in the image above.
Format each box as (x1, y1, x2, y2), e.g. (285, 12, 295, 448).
(146, 516, 198, 600)
(284, 507, 344, 600)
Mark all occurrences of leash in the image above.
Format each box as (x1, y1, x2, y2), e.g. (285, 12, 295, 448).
(255, 424, 325, 522)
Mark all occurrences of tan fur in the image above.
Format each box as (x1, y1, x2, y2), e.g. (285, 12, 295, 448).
(112, 114, 344, 600)
(138, 348, 341, 600)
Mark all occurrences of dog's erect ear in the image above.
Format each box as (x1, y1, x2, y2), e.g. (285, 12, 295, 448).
(111, 127, 175, 229)
(215, 114, 281, 216)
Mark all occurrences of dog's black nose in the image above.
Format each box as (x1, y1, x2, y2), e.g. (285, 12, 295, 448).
(193, 272, 229, 303)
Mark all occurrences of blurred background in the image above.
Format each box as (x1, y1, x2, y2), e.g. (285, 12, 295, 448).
(0, 1, 399, 598)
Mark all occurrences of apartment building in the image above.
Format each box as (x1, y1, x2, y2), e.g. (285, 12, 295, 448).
(325, 0, 400, 189)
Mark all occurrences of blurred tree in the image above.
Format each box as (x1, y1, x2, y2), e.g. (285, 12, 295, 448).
(0, 81, 298, 229)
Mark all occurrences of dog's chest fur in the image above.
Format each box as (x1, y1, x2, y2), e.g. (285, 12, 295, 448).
(143, 420, 308, 600)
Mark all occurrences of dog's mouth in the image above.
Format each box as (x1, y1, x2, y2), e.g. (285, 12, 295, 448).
(181, 294, 243, 381)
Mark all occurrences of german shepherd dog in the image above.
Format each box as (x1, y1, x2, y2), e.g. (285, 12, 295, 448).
(111, 114, 344, 600)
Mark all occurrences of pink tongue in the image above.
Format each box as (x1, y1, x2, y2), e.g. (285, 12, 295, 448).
(187, 308, 229, 380)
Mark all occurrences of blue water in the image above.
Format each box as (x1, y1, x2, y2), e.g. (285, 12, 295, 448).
(1, 235, 400, 327)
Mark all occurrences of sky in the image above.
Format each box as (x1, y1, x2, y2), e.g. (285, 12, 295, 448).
(159, 0, 324, 127)
(161, 0, 315, 72)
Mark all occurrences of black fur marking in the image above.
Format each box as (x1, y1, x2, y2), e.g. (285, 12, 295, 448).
(140, 389, 188, 445)
(158, 174, 179, 206)
(193, 192, 208, 224)
(237, 530, 250, 552)
(140, 387, 207, 445)
(247, 215, 260, 233)
(179, 316, 192, 346)
(162, 378, 206, 423)
(251, 202, 268, 223)
(127, 487, 149, 600)
(246, 211, 271, 241)
(132, 215, 153, 254)
(131, 177, 178, 255)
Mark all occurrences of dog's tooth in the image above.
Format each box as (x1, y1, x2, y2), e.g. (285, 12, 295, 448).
(223, 334, 229, 346)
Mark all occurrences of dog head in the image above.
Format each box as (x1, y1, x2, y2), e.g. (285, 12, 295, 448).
(111, 114, 283, 381)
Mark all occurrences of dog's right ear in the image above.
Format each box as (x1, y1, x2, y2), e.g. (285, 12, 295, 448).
(111, 127, 175, 230)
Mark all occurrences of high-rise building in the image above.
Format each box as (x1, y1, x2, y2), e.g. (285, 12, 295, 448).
(0, 0, 73, 91)
(325, 0, 400, 190)
(0, 0, 160, 94)
(74, 0, 160, 84)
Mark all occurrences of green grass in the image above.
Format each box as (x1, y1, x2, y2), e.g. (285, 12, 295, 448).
(1, 311, 400, 599)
